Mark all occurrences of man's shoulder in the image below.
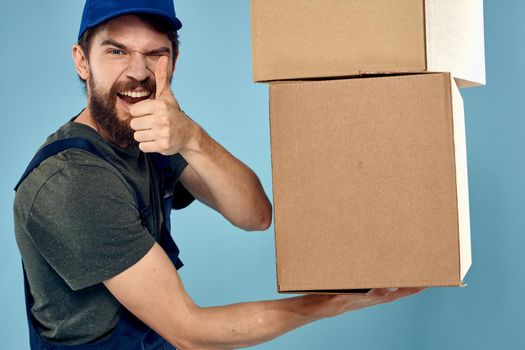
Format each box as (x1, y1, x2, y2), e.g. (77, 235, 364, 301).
(15, 148, 132, 203)
(17, 142, 126, 193)
(15, 153, 131, 214)
(18, 117, 130, 194)
(13, 124, 135, 225)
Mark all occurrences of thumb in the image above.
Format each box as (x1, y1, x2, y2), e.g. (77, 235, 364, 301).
(155, 55, 172, 99)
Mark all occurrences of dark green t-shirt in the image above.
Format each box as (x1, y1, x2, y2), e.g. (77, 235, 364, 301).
(13, 117, 194, 345)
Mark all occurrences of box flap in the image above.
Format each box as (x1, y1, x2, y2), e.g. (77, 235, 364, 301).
(425, 0, 486, 87)
(450, 77, 473, 280)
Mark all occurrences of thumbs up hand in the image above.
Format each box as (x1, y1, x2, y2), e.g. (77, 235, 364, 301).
(129, 56, 193, 155)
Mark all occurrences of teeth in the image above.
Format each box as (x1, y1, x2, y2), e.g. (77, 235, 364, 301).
(119, 91, 150, 98)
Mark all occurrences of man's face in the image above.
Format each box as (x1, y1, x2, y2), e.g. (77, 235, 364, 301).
(84, 15, 173, 146)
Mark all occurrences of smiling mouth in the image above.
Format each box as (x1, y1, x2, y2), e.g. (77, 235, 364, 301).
(117, 90, 152, 105)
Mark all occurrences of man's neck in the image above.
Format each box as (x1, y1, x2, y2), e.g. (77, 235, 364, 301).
(75, 108, 99, 131)
(74, 108, 117, 146)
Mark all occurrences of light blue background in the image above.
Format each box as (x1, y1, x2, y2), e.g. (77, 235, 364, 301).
(1, 1, 523, 349)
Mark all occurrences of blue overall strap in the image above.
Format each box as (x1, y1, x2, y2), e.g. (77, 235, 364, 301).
(15, 137, 182, 269)
(148, 153, 183, 269)
(14, 138, 182, 268)
(16, 138, 180, 349)
(14, 138, 146, 212)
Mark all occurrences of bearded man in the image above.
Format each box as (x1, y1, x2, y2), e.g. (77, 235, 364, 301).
(13, 1, 423, 349)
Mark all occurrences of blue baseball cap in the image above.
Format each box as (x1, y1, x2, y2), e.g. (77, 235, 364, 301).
(78, 0, 182, 40)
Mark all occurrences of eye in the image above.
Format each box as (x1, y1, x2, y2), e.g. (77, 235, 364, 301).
(109, 49, 125, 55)
(148, 53, 167, 59)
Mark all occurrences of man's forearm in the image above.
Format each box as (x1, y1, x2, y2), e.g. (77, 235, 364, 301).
(180, 122, 272, 230)
(180, 288, 421, 350)
(105, 244, 424, 350)
(180, 295, 334, 350)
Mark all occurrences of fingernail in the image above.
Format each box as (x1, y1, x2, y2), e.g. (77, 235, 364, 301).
(386, 288, 398, 292)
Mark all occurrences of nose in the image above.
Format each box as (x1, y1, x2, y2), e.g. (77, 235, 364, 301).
(125, 52, 151, 82)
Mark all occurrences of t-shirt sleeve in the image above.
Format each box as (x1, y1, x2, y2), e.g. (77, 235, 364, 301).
(25, 163, 155, 291)
(171, 153, 195, 210)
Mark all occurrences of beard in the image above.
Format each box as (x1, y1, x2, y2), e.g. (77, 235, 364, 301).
(88, 74, 155, 147)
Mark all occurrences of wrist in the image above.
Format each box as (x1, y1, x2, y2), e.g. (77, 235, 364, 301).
(292, 295, 337, 322)
(180, 115, 203, 159)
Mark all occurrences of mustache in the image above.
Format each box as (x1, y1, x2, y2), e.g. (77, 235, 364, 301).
(109, 78, 156, 96)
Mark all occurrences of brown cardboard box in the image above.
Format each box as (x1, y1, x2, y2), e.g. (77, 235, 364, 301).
(270, 73, 471, 292)
(251, 0, 485, 87)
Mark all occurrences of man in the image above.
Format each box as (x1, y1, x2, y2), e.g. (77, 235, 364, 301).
(13, 1, 424, 349)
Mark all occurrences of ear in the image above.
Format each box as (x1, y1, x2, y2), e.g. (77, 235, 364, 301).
(72, 44, 90, 81)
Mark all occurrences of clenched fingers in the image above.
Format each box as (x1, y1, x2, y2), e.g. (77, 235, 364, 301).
(130, 114, 170, 132)
(129, 99, 163, 119)
(137, 141, 161, 154)
(133, 129, 155, 143)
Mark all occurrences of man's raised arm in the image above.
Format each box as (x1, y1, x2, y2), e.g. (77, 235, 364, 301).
(130, 56, 272, 231)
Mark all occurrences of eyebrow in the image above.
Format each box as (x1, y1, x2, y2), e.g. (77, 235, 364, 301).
(100, 39, 171, 55)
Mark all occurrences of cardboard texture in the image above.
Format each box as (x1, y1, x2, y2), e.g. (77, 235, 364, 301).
(269, 73, 471, 292)
(251, 0, 485, 87)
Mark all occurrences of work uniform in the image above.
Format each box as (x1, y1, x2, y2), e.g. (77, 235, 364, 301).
(14, 116, 193, 349)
